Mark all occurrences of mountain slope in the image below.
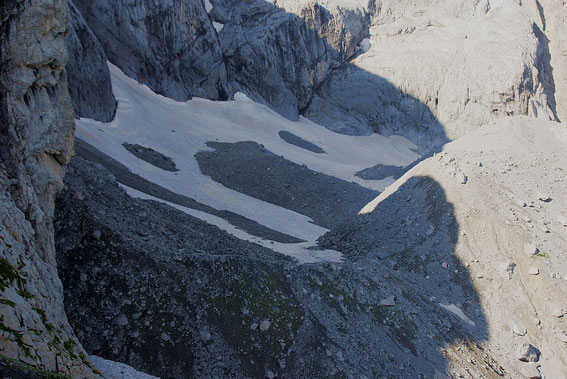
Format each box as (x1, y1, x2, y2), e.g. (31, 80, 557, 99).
(320, 116, 567, 378)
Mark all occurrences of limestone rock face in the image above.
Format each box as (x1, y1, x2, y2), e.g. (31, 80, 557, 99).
(65, 0, 117, 122)
(0, 0, 94, 375)
(217, 0, 370, 120)
(306, 0, 562, 143)
(65, 0, 564, 150)
(71, 0, 231, 102)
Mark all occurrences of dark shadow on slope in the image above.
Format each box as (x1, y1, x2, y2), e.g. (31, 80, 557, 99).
(532, 21, 561, 122)
(355, 156, 423, 181)
(122, 142, 179, 172)
(318, 176, 494, 372)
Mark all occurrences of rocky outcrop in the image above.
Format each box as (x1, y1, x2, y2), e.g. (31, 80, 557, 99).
(71, 0, 230, 101)
(65, 0, 116, 122)
(217, 0, 370, 119)
(0, 0, 95, 375)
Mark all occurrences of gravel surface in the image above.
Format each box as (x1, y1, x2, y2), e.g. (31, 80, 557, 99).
(76, 139, 302, 243)
(196, 141, 378, 228)
(122, 143, 178, 172)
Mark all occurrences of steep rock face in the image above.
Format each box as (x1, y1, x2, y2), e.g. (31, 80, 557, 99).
(0, 0, 94, 375)
(65, 0, 116, 122)
(216, 0, 369, 119)
(71, 0, 230, 101)
(305, 0, 561, 143)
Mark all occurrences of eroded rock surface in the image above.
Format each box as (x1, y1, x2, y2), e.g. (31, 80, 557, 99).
(306, 0, 561, 144)
(0, 0, 95, 375)
(65, 0, 116, 122)
(71, 0, 230, 101)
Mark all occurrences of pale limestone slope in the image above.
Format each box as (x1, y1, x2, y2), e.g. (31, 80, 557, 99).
(307, 0, 564, 145)
(363, 116, 567, 378)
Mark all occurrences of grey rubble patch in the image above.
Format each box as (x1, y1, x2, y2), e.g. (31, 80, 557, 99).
(278, 131, 325, 154)
(356, 163, 408, 181)
(122, 142, 179, 172)
(76, 138, 302, 243)
(355, 158, 421, 181)
(195, 141, 378, 229)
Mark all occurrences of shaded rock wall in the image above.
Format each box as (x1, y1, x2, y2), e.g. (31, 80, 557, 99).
(72, 0, 231, 102)
(65, 0, 116, 122)
(217, 0, 369, 119)
(538, 0, 567, 121)
(0, 0, 95, 375)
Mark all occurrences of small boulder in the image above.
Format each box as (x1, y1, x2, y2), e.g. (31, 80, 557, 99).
(520, 363, 541, 379)
(516, 342, 540, 362)
(524, 243, 539, 257)
(537, 193, 551, 202)
(557, 215, 567, 227)
(199, 330, 211, 342)
(508, 317, 527, 336)
(528, 267, 539, 275)
(379, 296, 396, 307)
(259, 320, 271, 331)
(73, 191, 85, 201)
(551, 306, 564, 318)
(117, 315, 128, 327)
(505, 261, 516, 279)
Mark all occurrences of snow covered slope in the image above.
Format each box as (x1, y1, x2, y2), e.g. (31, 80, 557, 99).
(75, 63, 418, 262)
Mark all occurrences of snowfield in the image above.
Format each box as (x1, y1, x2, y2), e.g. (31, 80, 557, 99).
(76, 63, 419, 262)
